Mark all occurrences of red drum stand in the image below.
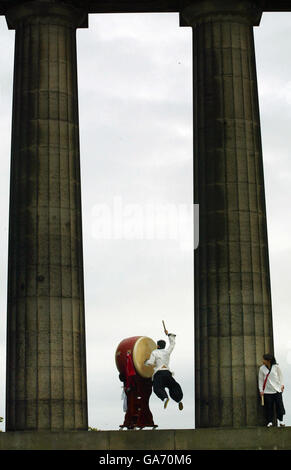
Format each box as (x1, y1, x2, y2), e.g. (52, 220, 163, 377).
(120, 375, 158, 430)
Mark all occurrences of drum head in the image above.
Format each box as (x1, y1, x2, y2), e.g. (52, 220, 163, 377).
(132, 336, 157, 378)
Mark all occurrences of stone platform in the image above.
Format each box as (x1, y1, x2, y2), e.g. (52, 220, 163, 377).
(0, 427, 290, 450)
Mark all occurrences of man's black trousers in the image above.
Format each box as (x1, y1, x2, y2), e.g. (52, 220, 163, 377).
(264, 392, 285, 422)
(153, 370, 183, 402)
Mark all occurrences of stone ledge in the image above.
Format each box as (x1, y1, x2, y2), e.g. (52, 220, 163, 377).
(0, 426, 290, 450)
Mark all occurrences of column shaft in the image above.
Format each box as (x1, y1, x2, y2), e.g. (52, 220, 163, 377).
(181, 1, 274, 427)
(6, 2, 88, 431)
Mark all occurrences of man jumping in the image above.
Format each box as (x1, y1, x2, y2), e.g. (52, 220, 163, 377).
(144, 329, 183, 410)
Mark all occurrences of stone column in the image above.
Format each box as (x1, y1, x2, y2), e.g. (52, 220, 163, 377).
(5, 1, 88, 431)
(180, 0, 274, 427)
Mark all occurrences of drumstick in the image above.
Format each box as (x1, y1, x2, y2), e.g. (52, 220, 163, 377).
(162, 320, 168, 335)
(261, 394, 264, 406)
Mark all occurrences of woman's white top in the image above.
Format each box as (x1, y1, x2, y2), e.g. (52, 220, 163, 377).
(258, 364, 284, 394)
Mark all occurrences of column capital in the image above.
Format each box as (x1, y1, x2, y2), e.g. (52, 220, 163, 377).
(6, 0, 88, 30)
(180, 0, 262, 27)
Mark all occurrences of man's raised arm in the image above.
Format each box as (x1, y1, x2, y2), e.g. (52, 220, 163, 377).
(167, 333, 176, 353)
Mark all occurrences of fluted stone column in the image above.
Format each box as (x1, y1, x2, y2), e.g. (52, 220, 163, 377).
(5, 1, 88, 431)
(180, 0, 274, 427)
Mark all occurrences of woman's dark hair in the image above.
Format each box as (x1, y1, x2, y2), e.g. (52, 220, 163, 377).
(157, 340, 166, 349)
(263, 353, 277, 365)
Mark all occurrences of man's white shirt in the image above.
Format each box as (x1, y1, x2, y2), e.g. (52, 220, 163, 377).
(258, 364, 284, 394)
(145, 334, 176, 376)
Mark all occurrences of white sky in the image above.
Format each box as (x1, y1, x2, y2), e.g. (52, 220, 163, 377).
(0, 11, 291, 431)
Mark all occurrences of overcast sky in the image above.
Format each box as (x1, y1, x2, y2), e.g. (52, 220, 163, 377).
(0, 11, 291, 431)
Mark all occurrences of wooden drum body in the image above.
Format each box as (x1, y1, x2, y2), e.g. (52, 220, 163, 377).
(115, 336, 156, 378)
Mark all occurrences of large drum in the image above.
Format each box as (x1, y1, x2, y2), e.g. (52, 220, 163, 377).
(115, 336, 157, 379)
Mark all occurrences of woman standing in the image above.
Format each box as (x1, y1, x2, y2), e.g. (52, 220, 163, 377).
(258, 353, 286, 427)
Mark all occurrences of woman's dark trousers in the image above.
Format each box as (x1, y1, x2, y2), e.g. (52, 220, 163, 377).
(264, 392, 285, 423)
